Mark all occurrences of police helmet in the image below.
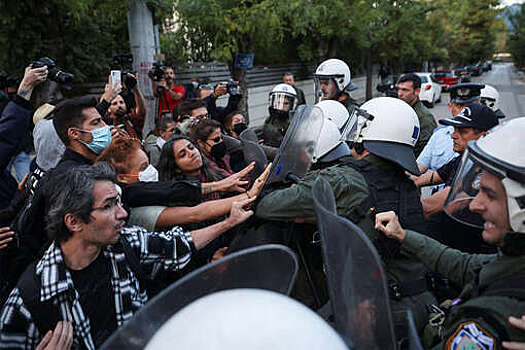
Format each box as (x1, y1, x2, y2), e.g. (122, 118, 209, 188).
(268, 83, 297, 117)
(314, 100, 352, 162)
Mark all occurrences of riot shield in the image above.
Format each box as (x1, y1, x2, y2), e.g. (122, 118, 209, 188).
(100, 244, 298, 349)
(239, 128, 268, 183)
(407, 310, 424, 350)
(312, 177, 397, 349)
(267, 105, 324, 184)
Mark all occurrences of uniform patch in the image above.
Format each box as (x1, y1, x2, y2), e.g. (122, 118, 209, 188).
(445, 321, 496, 350)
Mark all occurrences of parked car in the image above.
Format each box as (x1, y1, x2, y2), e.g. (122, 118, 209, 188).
(481, 61, 492, 71)
(434, 70, 460, 92)
(415, 72, 442, 108)
(453, 68, 472, 83)
(465, 64, 482, 76)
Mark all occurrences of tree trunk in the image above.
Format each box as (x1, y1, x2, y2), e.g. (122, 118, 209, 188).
(366, 48, 373, 101)
(231, 65, 249, 123)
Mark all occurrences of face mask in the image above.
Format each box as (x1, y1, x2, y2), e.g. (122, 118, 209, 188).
(210, 141, 228, 160)
(77, 125, 112, 154)
(233, 122, 248, 135)
(192, 81, 199, 89)
(138, 164, 159, 182)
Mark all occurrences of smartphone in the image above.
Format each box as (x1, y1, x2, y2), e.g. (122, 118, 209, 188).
(111, 70, 121, 90)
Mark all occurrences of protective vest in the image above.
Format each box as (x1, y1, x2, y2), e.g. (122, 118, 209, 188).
(262, 113, 290, 148)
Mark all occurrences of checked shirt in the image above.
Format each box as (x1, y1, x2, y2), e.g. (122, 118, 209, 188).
(0, 225, 194, 349)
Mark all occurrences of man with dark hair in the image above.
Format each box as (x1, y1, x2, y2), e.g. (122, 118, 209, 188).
(396, 73, 436, 157)
(0, 162, 254, 349)
(143, 116, 177, 166)
(150, 66, 185, 119)
(176, 98, 209, 121)
(283, 72, 306, 106)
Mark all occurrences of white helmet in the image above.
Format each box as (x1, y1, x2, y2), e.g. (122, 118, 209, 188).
(314, 100, 351, 162)
(314, 59, 353, 101)
(480, 84, 500, 112)
(347, 97, 421, 175)
(269, 83, 297, 116)
(146, 289, 348, 350)
(445, 118, 525, 233)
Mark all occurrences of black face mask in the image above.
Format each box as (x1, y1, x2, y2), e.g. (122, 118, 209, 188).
(210, 141, 228, 160)
(233, 122, 248, 135)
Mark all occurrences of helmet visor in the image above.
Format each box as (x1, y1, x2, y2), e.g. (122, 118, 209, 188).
(443, 149, 485, 228)
(314, 75, 342, 103)
(340, 108, 374, 144)
(269, 92, 297, 112)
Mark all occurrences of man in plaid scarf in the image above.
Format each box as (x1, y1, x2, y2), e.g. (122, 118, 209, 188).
(0, 162, 254, 349)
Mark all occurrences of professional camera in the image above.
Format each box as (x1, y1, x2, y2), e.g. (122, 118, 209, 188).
(112, 54, 137, 90)
(217, 78, 240, 96)
(31, 57, 74, 90)
(148, 61, 166, 82)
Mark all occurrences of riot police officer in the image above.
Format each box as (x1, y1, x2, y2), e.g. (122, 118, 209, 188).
(313, 58, 358, 112)
(257, 97, 436, 338)
(261, 83, 298, 148)
(376, 117, 525, 348)
(481, 84, 506, 119)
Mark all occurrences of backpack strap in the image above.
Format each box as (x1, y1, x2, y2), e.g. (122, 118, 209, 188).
(17, 262, 61, 335)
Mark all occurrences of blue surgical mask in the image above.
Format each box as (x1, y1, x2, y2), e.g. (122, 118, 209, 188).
(77, 125, 112, 154)
(192, 81, 199, 89)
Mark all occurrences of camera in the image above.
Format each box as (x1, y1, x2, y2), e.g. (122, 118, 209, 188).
(112, 54, 137, 90)
(217, 78, 240, 96)
(31, 57, 74, 90)
(148, 61, 166, 82)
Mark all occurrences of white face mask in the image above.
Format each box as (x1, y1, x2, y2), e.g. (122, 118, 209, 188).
(138, 164, 159, 182)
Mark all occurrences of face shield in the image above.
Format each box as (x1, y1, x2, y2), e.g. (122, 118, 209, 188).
(340, 108, 375, 147)
(269, 92, 297, 112)
(443, 149, 486, 228)
(480, 97, 497, 112)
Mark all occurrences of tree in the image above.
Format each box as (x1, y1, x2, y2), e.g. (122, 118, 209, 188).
(508, 4, 525, 68)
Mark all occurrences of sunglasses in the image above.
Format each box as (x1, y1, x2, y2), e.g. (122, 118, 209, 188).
(208, 136, 222, 143)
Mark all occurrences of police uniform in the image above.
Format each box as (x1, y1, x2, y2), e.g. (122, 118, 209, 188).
(417, 83, 484, 172)
(262, 113, 291, 148)
(412, 99, 437, 157)
(257, 154, 436, 334)
(401, 230, 525, 349)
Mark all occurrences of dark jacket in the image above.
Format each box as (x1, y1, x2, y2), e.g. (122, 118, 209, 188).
(0, 97, 33, 210)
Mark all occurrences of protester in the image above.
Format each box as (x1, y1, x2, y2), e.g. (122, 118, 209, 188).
(0, 162, 256, 348)
(143, 116, 177, 167)
(191, 119, 236, 178)
(222, 110, 247, 139)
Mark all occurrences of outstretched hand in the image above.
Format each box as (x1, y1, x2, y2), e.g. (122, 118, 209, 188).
(247, 162, 272, 198)
(503, 315, 525, 350)
(214, 162, 255, 193)
(227, 196, 256, 227)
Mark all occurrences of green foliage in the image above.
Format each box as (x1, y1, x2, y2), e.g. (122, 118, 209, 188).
(0, 0, 131, 82)
(508, 4, 525, 67)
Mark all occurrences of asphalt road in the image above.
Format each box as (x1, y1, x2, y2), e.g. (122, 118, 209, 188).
(430, 62, 525, 122)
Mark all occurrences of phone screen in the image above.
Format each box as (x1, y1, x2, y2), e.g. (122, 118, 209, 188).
(111, 70, 121, 90)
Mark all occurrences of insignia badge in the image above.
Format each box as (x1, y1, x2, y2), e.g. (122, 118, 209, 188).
(445, 321, 496, 350)
(457, 87, 471, 97)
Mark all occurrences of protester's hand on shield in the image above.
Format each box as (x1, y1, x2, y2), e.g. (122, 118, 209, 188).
(214, 162, 255, 193)
(0, 227, 15, 250)
(36, 321, 73, 350)
(503, 315, 525, 350)
(374, 211, 407, 242)
(226, 196, 256, 227)
(247, 162, 272, 198)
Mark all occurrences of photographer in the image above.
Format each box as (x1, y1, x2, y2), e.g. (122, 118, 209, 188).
(199, 80, 242, 124)
(149, 65, 184, 118)
(105, 72, 146, 139)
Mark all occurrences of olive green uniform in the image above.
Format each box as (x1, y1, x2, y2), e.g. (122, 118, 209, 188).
(262, 114, 291, 148)
(402, 230, 525, 348)
(257, 155, 436, 332)
(412, 99, 437, 157)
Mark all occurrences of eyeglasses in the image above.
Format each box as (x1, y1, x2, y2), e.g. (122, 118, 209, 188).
(165, 127, 177, 133)
(91, 195, 123, 213)
(194, 113, 209, 119)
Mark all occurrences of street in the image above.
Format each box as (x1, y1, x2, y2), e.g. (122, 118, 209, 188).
(431, 62, 525, 122)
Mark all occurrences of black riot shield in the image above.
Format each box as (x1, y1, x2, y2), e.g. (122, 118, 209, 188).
(267, 105, 324, 184)
(312, 176, 397, 349)
(239, 128, 268, 184)
(100, 244, 298, 349)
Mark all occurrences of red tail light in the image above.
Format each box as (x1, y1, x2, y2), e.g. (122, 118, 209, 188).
(425, 85, 431, 91)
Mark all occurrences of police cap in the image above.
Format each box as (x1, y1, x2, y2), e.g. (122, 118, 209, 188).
(439, 103, 499, 131)
(449, 83, 484, 104)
